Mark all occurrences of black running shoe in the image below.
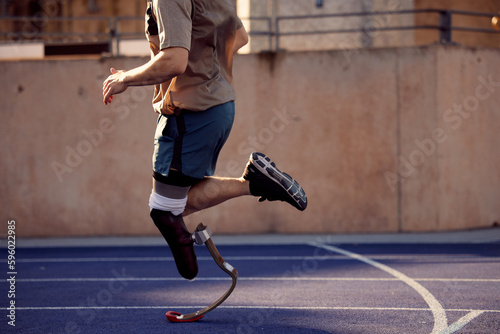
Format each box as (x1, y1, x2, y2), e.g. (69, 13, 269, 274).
(243, 152, 307, 211)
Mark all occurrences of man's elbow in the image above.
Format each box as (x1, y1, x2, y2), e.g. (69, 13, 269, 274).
(170, 62, 187, 77)
(169, 52, 188, 76)
(233, 31, 249, 54)
(241, 32, 249, 47)
(238, 28, 249, 48)
(158, 47, 189, 78)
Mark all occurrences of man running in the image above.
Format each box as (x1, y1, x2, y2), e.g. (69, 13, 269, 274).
(102, 0, 307, 280)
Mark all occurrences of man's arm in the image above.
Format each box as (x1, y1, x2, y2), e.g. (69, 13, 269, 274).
(233, 26, 249, 54)
(102, 47, 188, 105)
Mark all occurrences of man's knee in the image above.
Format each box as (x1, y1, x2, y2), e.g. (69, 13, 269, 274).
(149, 170, 202, 215)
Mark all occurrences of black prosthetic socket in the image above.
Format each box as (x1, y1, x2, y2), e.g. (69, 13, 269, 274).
(150, 209, 198, 280)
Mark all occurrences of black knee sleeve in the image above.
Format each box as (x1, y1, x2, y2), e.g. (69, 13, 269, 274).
(150, 209, 198, 280)
(153, 170, 202, 187)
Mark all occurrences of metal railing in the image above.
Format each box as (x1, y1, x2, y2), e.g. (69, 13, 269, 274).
(0, 15, 113, 44)
(0, 9, 498, 56)
(272, 9, 500, 50)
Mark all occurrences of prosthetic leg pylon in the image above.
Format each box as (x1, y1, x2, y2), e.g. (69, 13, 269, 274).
(166, 223, 238, 322)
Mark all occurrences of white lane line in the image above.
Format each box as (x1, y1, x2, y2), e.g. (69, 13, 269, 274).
(438, 310, 485, 334)
(12, 256, 334, 262)
(13, 277, 393, 282)
(8, 277, 500, 283)
(5, 305, 500, 313)
(416, 278, 500, 282)
(310, 243, 448, 334)
(6, 255, 500, 263)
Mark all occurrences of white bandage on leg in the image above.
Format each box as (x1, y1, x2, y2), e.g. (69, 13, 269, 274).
(149, 191, 188, 216)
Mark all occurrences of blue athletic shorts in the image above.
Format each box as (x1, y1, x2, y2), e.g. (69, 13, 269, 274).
(152, 101, 235, 180)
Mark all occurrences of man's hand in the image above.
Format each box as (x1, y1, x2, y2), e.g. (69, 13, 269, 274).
(101, 47, 188, 105)
(102, 68, 128, 105)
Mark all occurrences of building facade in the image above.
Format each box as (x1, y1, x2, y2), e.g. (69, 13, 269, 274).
(1, 1, 499, 54)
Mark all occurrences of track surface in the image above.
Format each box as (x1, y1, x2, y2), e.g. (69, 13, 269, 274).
(1, 232, 499, 333)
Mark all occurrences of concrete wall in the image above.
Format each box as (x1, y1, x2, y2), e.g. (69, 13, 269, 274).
(1, 45, 499, 237)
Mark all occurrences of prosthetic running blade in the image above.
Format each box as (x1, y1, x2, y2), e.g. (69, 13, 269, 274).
(166, 223, 238, 322)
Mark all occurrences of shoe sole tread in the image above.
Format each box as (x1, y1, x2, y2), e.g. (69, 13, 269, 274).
(250, 152, 307, 210)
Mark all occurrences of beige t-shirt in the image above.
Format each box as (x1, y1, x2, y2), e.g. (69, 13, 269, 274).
(146, 0, 242, 114)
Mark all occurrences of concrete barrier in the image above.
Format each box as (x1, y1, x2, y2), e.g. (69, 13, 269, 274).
(0, 43, 44, 60)
(1, 45, 499, 237)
